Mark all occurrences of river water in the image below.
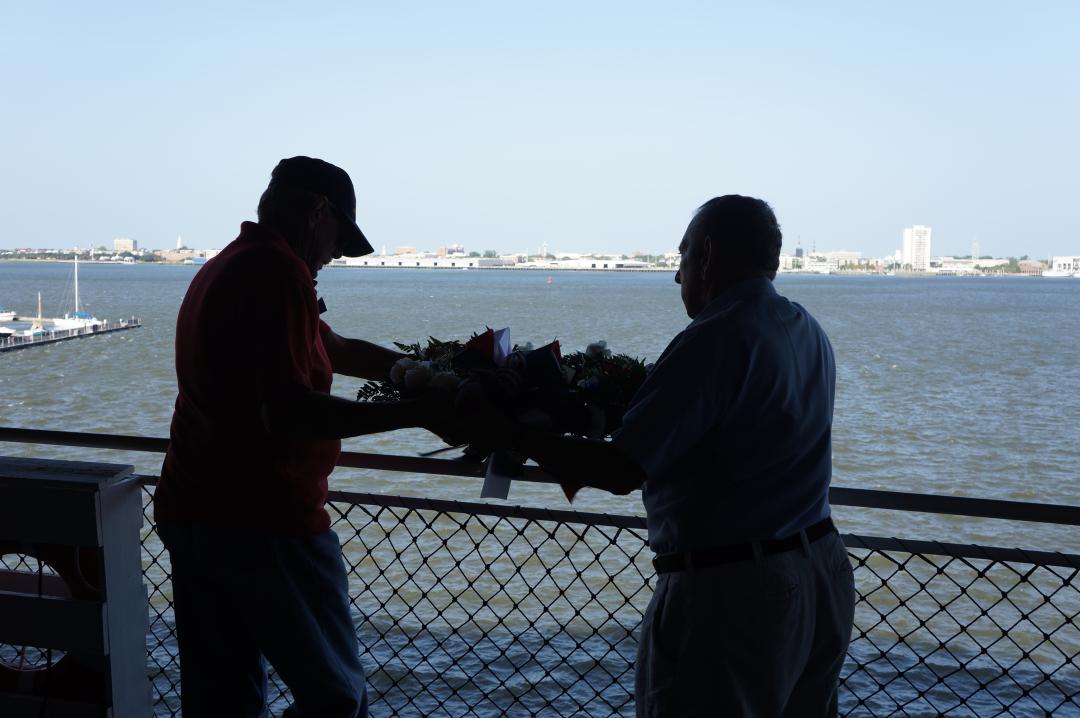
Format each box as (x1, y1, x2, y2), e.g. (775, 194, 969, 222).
(1, 261, 1078, 715)
(2, 261, 1076, 550)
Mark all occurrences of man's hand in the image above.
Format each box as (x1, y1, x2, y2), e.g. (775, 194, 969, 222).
(453, 375, 520, 449)
(407, 391, 468, 446)
(517, 431, 647, 497)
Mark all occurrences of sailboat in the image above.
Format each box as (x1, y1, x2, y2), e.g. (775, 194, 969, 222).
(51, 256, 103, 331)
(19, 292, 46, 337)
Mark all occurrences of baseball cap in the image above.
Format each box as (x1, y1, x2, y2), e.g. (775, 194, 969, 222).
(267, 156, 374, 257)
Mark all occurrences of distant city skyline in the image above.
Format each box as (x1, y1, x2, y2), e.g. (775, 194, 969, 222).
(1, 3, 1078, 257)
(0, 236, 1059, 263)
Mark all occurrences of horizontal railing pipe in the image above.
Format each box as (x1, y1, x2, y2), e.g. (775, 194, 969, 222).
(828, 486, 1080, 526)
(2, 426, 1078, 526)
(0, 426, 169, 453)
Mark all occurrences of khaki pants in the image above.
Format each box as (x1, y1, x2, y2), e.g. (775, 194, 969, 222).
(636, 531, 854, 718)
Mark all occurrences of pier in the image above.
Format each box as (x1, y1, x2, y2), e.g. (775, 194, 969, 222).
(0, 427, 1076, 716)
(0, 318, 142, 352)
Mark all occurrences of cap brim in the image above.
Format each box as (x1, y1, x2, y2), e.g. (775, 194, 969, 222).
(341, 220, 374, 257)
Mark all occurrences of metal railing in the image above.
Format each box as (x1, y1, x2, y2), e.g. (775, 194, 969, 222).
(2, 427, 1078, 716)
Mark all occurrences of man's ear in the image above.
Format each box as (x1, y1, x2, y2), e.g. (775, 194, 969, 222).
(700, 234, 713, 279)
(307, 195, 329, 229)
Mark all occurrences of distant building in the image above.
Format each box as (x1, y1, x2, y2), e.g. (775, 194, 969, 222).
(931, 256, 1007, 275)
(902, 225, 932, 271)
(1049, 255, 1080, 272)
(395, 246, 419, 255)
(822, 251, 861, 269)
(113, 238, 138, 252)
(801, 255, 833, 274)
(478, 257, 516, 268)
(779, 254, 802, 271)
(436, 244, 465, 256)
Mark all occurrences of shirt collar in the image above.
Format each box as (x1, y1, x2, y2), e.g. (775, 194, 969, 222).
(690, 277, 777, 326)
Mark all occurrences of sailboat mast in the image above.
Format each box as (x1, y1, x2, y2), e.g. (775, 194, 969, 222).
(30, 291, 43, 332)
(74, 254, 80, 316)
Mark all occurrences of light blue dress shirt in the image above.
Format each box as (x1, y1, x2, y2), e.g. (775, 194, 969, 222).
(613, 277, 835, 553)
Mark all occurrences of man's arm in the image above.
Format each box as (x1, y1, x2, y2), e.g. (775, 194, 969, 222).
(518, 431, 647, 496)
(322, 328, 406, 380)
(262, 390, 450, 440)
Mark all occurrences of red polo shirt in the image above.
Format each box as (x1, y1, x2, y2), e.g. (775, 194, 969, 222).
(155, 222, 340, 535)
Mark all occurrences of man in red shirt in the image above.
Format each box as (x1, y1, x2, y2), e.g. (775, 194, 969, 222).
(156, 157, 446, 717)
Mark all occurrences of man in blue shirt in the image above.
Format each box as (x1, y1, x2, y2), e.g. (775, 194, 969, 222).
(518, 196, 855, 716)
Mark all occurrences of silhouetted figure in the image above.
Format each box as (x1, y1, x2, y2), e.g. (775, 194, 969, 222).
(515, 196, 855, 716)
(155, 157, 451, 718)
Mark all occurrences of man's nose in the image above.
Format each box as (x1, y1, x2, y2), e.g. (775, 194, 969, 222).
(674, 269, 681, 285)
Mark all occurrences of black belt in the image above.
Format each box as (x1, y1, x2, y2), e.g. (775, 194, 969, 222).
(652, 517, 837, 574)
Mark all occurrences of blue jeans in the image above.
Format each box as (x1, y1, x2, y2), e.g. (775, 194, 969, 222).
(160, 523, 369, 718)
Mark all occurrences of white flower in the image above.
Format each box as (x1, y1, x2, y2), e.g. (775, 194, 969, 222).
(429, 371, 461, 392)
(585, 340, 608, 359)
(389, 357, 418, 384)
(403, 361, 433, 390)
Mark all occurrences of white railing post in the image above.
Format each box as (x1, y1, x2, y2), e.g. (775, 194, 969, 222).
(0, 456, 152, 716)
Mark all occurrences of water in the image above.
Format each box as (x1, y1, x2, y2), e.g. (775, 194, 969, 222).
(2, 262, 1078, 714)
(1, 261, 1078, 551)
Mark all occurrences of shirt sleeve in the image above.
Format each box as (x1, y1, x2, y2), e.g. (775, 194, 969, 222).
(612, 324, 736, 482)
(249, 277, 320, 401)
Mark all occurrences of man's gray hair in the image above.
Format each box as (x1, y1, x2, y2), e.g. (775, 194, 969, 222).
(692, 195, 783, 278)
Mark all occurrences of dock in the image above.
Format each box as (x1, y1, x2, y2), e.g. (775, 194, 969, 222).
(0, 318, 142, 352)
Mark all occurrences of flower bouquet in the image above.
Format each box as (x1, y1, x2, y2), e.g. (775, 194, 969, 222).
(357, 328, 647, 500)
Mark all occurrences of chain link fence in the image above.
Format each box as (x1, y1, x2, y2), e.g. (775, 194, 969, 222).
(136, 485, 1079, 717)
(842, 539, 1078, 715)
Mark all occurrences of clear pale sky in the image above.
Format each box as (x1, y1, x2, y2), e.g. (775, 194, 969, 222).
(1, 2, 1077, 258)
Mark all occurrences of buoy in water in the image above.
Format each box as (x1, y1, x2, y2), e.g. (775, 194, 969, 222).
(546, 276, 553, 284)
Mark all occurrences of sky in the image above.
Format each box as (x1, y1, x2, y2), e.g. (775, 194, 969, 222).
(1, 2, 1078, 258)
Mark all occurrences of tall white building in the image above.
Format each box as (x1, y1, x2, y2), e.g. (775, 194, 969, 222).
(113, 238, 137, 252)
(902, 225, 932, 271)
